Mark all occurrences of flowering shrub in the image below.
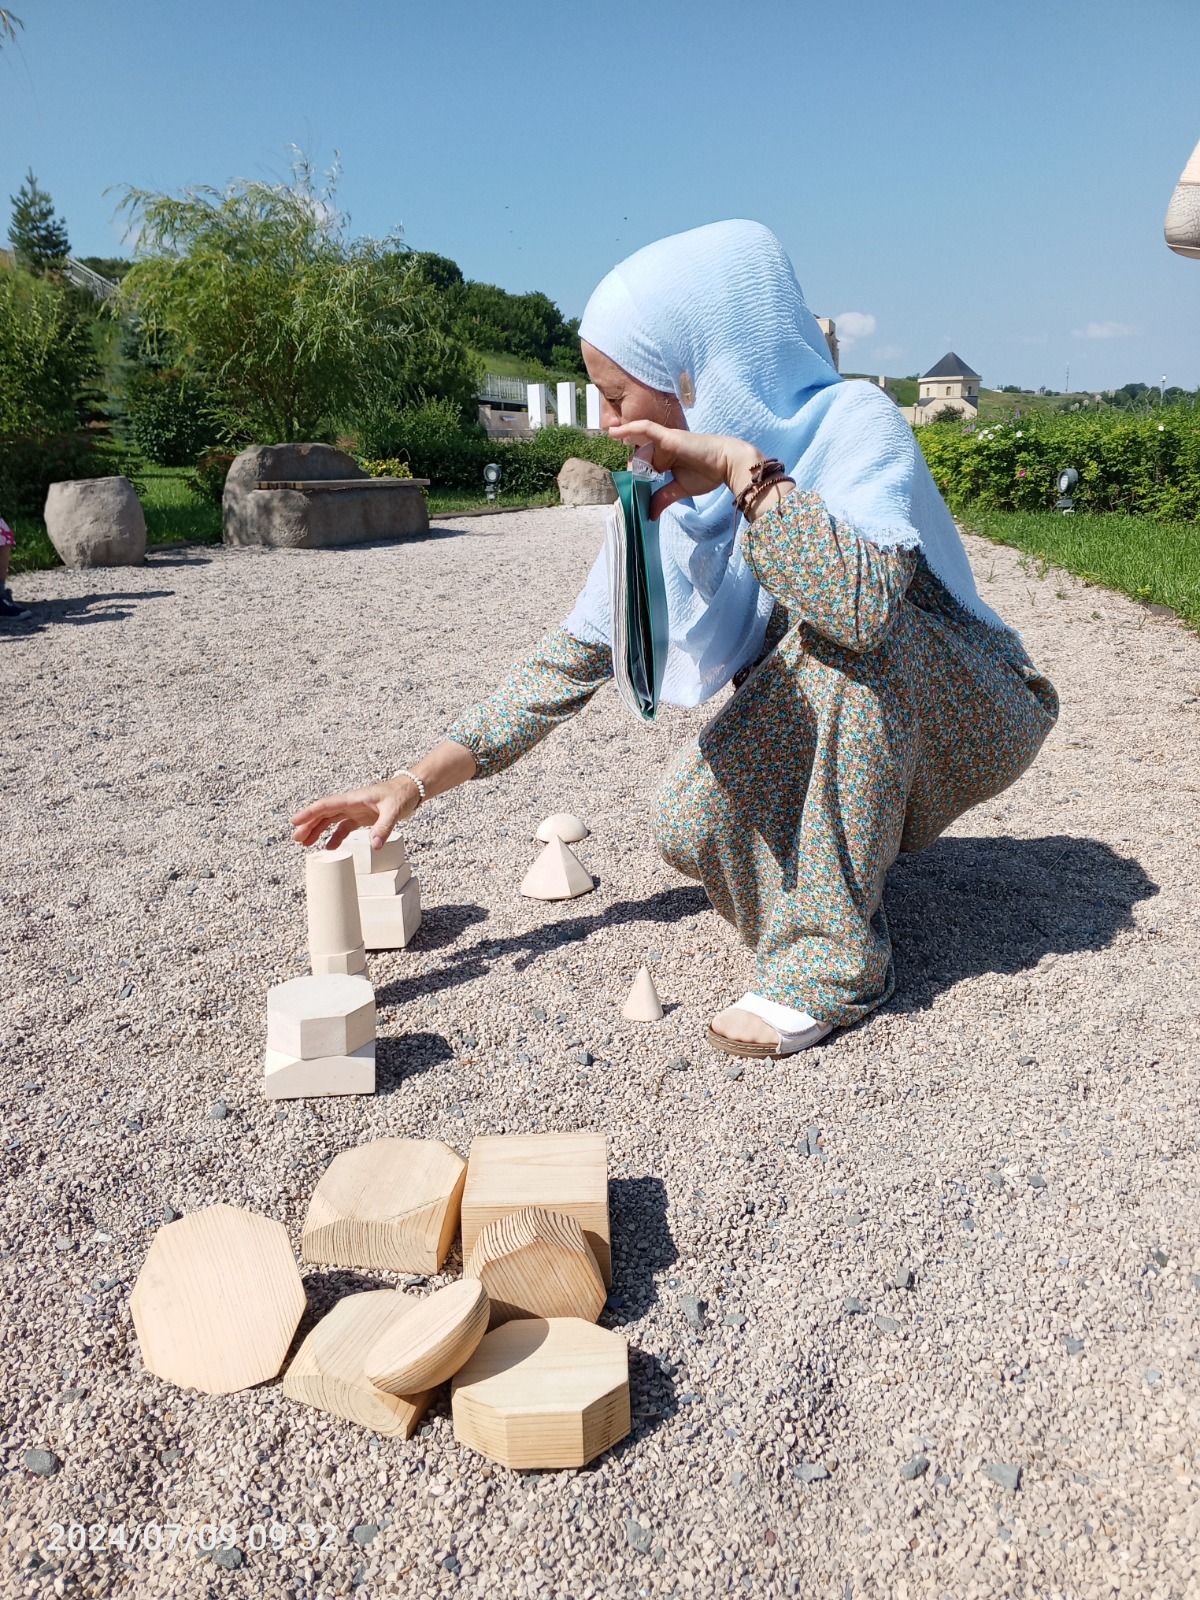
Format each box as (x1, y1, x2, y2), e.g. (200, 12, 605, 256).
(918, 408, 1200, 521)
(355, 457, 414, 479)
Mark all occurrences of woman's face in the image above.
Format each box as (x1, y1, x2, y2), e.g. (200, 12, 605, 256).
(581, 342, 686, 436)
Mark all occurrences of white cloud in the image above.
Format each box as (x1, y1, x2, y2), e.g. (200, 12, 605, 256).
(1072, 320, 1137, 340)
(834, 311, 877, 348)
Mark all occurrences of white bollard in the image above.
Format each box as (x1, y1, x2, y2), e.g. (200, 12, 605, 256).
(556, 382, 578, 429)
(585, 384, 602, 431)
(527, 383, 549, 431)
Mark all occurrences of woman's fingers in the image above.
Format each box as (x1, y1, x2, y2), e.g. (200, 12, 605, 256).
(649, 477, 694, 520)
(371, 790, 403, 850)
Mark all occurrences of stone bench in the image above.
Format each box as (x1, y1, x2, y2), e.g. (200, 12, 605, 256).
(223, 444, 431, 549)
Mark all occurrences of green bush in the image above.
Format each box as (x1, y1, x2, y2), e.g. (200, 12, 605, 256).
(0, 431, 96, 518)
(370, 403, 631, 498)
(123, 366, 223, 465)
(918, 406, 1200, 521)
(355, 457, 413, 479)
(188, 448, 237, 505)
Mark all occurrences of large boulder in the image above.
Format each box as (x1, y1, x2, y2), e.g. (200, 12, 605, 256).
(222, 442, 427, 548)
(557, 457, 616, 507)
(44, 477, 146, 568)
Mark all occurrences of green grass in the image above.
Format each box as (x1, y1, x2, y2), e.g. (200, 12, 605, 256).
(960, 506, 1200, 631)
(425, 488, 558, 516)
(9, 465, 221, 574)
(473, 349, 587, 388)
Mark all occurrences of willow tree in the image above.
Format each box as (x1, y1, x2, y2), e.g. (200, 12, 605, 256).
(114, 160, 450, 444)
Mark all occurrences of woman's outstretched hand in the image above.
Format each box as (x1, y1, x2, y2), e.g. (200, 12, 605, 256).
(609, 420, 762, 520)
(290, 777, 416, 854)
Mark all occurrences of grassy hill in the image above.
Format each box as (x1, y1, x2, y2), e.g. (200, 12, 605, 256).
(474, 349, 586, 387)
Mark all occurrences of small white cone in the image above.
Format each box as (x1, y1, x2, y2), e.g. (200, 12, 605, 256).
(622, 965, 663, 1022)
(535, 812, 590, 844)
(519, 835, 594, 901)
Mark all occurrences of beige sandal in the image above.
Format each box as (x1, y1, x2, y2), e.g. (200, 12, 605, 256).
(706, 993, 832, 1060)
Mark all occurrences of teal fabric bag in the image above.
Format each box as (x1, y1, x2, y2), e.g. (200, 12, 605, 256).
(607, 468, 670, 722)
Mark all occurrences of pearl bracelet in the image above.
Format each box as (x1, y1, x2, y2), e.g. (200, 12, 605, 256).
(393, 767, 427, 806)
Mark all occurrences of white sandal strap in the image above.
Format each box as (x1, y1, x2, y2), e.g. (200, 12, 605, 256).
(733, 992, 832, 1050)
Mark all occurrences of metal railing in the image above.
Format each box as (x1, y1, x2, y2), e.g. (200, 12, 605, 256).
(477, 374, 530, 406)
(64, 257, 118, 301)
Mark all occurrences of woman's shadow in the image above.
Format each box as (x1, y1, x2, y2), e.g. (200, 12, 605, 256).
(883, 832, 1157, 1012)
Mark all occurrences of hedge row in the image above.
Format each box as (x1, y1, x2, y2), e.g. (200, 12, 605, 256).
(917, 407, 1200, 522)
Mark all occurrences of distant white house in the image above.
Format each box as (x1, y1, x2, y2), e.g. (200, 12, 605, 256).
(901, 352, 981, 426)
(814, 317, 839, 371)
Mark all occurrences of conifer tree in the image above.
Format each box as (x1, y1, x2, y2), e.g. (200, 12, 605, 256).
(9, 170, 71, 276)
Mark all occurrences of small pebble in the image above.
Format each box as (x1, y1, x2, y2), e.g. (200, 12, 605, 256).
(208, 1099, 228, 1121)
(900, 1454, 930, 1481)
(1151, 1249, 1169, 1268)
(352, 1524, 378, 1545)
(624, 1519, 652, 1553)
(571, 1048, 593, 1067)
(667, 1057, 689, 1072)
(24, 1449, 60, 1476)
(1063, 1336, 1084, 1355)
(1017, 1054, 1035, 1067)
(843, 1297, 865, 1316)
(985, 1170, 1004, 1190)
(984, 1462, 1022, 1492)
(532, 1007, 548, 1021)
(1144, 1368, 1161, 1386)
(461, 1034, 478, 1049)
(213, 1547, 244, 1569)
(894, 1267, 915, 1290)
(1028, 1173, 1047, 1190)
(160, 1448, 183, 1466)
(160, 1204, 179, 1223)
(60, 1388, 87, 1403)
(875, 1314, 899, 1334)
(934, 1472, 951, 1487)
(793, 1462, 830, 1483)
(724, 1062, 745, 1081)
(678, 1293, 704, 1332)
(441, 1554, 461, 1575)
(723, 1312, 747, 1328)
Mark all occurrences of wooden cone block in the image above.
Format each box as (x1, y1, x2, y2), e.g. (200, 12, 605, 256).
(263, 1042, 375, 1100)
(344, 828, 410, 879)
(282, 1290, 431, 1437)
(461, 1132, 611, 1284)
(131, 1204, 305, 1395)
(535, 813, 590, 844)
(451, 1317, 630, 1469)
(302, 1138, 467, 1273)
(306, 849, 365, 976)
(621, 965, 663, 1022)
(465, 1207, 606, 1327)
(364, 1279, 490, 1395)
(519, 836, 593, 901)
(358, 875, 422, 950)
(266, 972, 375, 1059)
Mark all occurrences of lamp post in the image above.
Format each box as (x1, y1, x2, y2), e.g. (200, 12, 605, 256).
(483, 463, 502, 503)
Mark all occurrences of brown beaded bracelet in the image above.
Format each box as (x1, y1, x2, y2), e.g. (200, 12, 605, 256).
(734, 457, 794, 520)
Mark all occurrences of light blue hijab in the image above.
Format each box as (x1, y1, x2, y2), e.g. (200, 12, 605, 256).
(564, 219, 1009, 707)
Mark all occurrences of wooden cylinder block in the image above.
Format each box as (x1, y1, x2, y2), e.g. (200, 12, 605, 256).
(305, 849, 365, 971)
(465, 1207, 606, 1327)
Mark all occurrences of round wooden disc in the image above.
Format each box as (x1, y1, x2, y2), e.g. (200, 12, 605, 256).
(364, 1279, 490, 1395)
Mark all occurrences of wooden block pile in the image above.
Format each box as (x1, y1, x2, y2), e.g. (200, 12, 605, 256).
(129, 1132, 630, 1469)
(345, 828, 422, 950)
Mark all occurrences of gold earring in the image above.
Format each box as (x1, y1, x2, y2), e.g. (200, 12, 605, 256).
(678, 371, 695, 407)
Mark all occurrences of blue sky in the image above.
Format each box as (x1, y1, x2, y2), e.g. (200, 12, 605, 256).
(4, 0, 1198, 391)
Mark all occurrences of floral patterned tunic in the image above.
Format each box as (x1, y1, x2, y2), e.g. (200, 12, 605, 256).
(447, 490, 1058, 1028)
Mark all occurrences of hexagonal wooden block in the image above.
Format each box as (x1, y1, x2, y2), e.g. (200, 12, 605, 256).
(451, 1318, 630, 1469)
(364, 1278, 490, 1395)
(461, 1132, 610, 1284)
(131, 1204, 305, 1395)
(465, 1207, 606, 1327)
(301, 1138, 467, 1273)
(266, 972, 375, 1060)
(282, 1290, 430, 1437)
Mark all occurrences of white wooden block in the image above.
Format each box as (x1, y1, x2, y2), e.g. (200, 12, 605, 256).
(344, 828, 410, 878)
(519, 837, 593, 901)
(356, 866, 411, 899)
(621, 965, 663, 1023)
(358, 875, 422, 950)
(264, 1042, 375, 1100)
(306, 850, 365, 975)
(535, 813, 590, 844)
(267, 973, 375, 1059)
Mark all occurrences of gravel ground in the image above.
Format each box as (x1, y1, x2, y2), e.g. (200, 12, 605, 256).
(2, 506, 1199, 1600)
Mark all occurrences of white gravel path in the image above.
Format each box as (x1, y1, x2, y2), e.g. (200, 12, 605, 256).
(2, 507, 1199, 1599)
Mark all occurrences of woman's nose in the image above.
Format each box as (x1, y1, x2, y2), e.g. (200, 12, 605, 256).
(600, 397, 619, 433)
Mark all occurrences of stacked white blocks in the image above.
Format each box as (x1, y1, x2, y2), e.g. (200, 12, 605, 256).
(345, 830, 422, 950)
(265, 973, 376, 1098)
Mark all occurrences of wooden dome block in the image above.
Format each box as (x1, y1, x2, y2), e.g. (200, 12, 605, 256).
(358, 875, 422, 950)
(461, 1132, 610, 1285)
(535, 813, 590, 844)
(465, 1207, 606, 1327)
(364, 1278, 490, 1395)
(344, 828, 410, 879)
(131, 1204, 305, 1395)
(282, 1289, 431, 1437)
(519, 837, 593, 901)
(621, 964, 663, 1022)
(266, 972, 375, 1059)
(451, 1318, 630, 1469)
(263, 1041, 375, 1101)
(302, 1138, 467, 1273)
